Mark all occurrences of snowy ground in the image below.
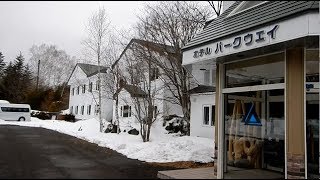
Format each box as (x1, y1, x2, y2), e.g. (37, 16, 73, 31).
(0, 117, 214, 163)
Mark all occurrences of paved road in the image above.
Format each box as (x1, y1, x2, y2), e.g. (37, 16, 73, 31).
(0, 125, 174, 179)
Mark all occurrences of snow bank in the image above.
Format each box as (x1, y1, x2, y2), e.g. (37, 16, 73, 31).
(0, 117, 214, 163)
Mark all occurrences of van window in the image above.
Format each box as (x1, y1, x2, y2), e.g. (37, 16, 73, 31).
(1, 107, 30, 112)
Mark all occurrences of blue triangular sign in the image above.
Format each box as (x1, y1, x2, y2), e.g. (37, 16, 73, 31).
(243, 103, 262, 126)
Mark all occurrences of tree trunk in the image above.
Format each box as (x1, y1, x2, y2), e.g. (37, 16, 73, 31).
(115, 95, 120, 134)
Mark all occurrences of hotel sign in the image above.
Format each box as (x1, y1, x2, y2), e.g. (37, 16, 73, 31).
(193, 25, 279, 59)
(182, 13, 320, 65)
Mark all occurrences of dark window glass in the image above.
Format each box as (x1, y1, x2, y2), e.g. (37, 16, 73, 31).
(203, 106, 209, 125)
(123, 105, 131, 117)
(211, 105, 215, 126)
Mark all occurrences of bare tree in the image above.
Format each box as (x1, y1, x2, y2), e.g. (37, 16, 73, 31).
(28, 44, 76, 88)
(208, 1, 223, 16)
(134, 1, 212, 135)
(83, 7, 111, 132)
(113, 40, 163, 142)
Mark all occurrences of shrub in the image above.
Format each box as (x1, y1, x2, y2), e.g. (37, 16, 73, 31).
(31, 111, 51, 120)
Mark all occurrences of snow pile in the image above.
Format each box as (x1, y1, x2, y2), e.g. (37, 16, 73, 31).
(60, 109, 70, 115)
(0, 117, 214, 163)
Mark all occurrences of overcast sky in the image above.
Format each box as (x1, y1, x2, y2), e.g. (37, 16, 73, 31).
(0, 1, 210, 63)
(0, 1, 157, 63)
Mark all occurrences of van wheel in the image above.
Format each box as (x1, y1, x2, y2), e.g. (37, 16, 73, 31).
(18, 117, 25, 121)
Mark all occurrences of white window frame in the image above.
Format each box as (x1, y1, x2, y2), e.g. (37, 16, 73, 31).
(70, 106, 73, 114)
(82, 84, 86, 94)
(81, 105, 84, 115)
(96, 80, 100, 90)
(217, 51, 286, 178)
(87, 105, 91, 115)
(75, 106, 78, 114)
(202, 105, 215, 127)
(95, 104, 99, 115)
(89, 82, 93, 92)
(121, 105, 131, 118)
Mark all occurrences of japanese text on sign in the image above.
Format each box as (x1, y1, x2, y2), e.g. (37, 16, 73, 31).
(193, 25, 279, 58)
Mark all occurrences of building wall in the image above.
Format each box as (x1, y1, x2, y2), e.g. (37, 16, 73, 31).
(190, 93, 216, 139)
(68, 66, 113, 121)
(113, 41, 183, 128)
(115, 80, 176, 130)
(190, 62, 216, 86)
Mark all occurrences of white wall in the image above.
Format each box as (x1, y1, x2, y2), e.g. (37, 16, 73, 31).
(113, 41, 184, 128)
(68, 66, 113, 121)
(190, 93, 216, 139)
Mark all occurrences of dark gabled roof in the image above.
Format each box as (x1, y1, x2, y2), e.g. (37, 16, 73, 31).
(111, 38, 176, 69)
(67, 63, 108, 84)
(123, 84, 147, 98)
(77, 63, 108, 77)
(182, 1, 318, 51)
(189, 85, 216, 94)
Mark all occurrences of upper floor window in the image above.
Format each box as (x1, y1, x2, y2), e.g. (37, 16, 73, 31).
(89, 82, 93, 92)
(95, 104, 100, 115)
(75, 106, 78, 114)
(153, 106, 158, 118)
(96, 80, 100, 90)
(72, 88, 74, 96)
(77, 86, 80, 95)
(82, 84, 86, 93)
(150, 68, 159, 81)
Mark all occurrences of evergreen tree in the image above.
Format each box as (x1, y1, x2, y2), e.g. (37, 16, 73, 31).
(1, 53, 34, 103)
(0, 52, 5, 78)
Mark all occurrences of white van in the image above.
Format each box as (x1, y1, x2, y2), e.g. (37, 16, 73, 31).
(0, 103, 31, 121)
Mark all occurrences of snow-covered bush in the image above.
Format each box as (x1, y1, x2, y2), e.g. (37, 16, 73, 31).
(163, 115, 188, 135)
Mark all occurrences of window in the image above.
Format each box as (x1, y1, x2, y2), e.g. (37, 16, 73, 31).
(1, 107, 29, 112)
(211, 105, 215, 126)
(75, 106, 78, 114)
(96, 80, 100, 90)
(95, 105, 99, 115)
(81, 105, 84, 115)
(72, 88, 74, 95)
(77, 86, 80, 95)
(151, 68, 159, 81)
(89, 82, 93, 92)
(203, 106, 210, 125)
(121, 105, 131, 117)
(153, 106, 158, 118)
(203, 105, 215, 126)
(87, 105, 91, 115)
(70, 106, 73, 114)
(82, 84, 86, 93)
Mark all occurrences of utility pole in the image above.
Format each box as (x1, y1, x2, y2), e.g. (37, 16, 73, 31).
(36, 59, 40, 91)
